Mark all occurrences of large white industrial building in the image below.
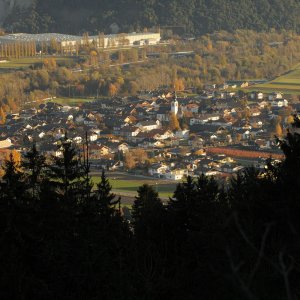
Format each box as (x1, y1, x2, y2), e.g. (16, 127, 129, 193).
(61, 32, 161, 50)
(0, 32, 161, 52)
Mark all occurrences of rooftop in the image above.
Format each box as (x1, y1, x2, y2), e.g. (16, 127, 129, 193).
(0, 33, 81, 44)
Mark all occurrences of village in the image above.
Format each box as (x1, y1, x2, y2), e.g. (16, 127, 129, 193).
(0, 82, 293, 182)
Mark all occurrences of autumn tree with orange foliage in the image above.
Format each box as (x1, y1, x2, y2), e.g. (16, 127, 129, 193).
(174, 78, 185, 91)
(44, 58, 57, 70)
(169, 112, 181, 131)
(131, 149, 148, 164)
(90, 50, 98, 65)
(108, 83, 118, 97)
(124, 152, 136, 169)
(0, 107, 6, 125)
(275, 123, 283, 137)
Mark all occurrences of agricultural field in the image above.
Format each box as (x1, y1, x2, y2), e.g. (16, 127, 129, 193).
(92, 173, 177, 201)
(51, 97, 95, 106)
(0, 56, 77, 72)
(246, 67, 300, 95)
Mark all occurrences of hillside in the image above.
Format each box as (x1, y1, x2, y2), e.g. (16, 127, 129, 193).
(2, 0, 300, 35)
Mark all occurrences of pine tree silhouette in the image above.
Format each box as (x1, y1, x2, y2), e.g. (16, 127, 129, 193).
(94, 170, 120, 216)
(22, 144, 46, 198)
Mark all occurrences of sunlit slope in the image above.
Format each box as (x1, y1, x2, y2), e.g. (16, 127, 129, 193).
(249, 66, 300, 94)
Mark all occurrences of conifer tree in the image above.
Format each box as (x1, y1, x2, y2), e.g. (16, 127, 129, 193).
(0, 152, 24, 201)
(22, 144, 46, 198)
(274, 115, 300, 235)
(78, 135, 93, 204)
(132, 184, 165, 239)
(168, 176, 197, 231)
(0, 152, 41, 300)
(48, 135, 85, 205)
(94, 170, 120, 216)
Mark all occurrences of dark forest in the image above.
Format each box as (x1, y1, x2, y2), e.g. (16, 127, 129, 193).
(4, 0, 300, 35)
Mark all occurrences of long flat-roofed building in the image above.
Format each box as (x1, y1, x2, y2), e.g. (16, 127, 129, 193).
(0, 31, 161, 54)
(61, 32, 161, 51)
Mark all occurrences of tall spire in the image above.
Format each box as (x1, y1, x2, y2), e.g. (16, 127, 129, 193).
(171, 92, 179, 116)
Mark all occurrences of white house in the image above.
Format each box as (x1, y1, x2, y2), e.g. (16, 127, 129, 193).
(250, 92, 264, 100)
(258, 101, 268, 109)
(61, 106, 72, 112)
(89, 131, 99, 142)
(257, 92, 264, 100)
(190, 117, 205, 125)
(208, 114, 221, 121)
(118, 143, 129, 153)
(165, 169, 188, 181)
(205, 170, 222, 176)
(120, 126, 140, 138)
(148, 163, 169, 176)
(137, 120, 161, 132)
(191, 113, 220, 125)
(268, 92, 283, 101)
(73, 136, 82, 144)
(75, 115, 85, 124)
(175, 129, 190, 140)
(0, 138, 13, 149)
(150, 129, 173, 140)
(38, 132, 46, 139)
(271, 99, 288, 107)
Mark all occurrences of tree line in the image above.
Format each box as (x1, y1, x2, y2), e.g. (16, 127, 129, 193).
(0, 42, 36, 59)
(0, 118, 300, 299)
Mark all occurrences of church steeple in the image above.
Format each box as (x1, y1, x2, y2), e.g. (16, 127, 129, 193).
(171, 92, 179, 115)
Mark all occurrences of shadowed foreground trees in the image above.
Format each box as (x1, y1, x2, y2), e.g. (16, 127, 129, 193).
(0, 122, 300, 299)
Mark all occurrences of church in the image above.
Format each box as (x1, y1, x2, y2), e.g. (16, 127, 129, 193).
(171, 95, 179, 116)
(156, 93, 183, 122)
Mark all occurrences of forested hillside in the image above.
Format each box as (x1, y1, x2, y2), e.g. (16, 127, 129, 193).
(3, 0, 300, 35)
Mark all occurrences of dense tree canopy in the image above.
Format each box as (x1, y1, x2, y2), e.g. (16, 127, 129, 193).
(3, 0, 300, 35)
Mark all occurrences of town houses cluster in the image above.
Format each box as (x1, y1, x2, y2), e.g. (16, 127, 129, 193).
(0, 86, 295, 181)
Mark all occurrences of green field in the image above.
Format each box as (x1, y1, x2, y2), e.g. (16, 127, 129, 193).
(92, 177, 176, 199)
(0, 56, 77, 71)
(246, 67, 300, 95)
(52, 97, 95, 106)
